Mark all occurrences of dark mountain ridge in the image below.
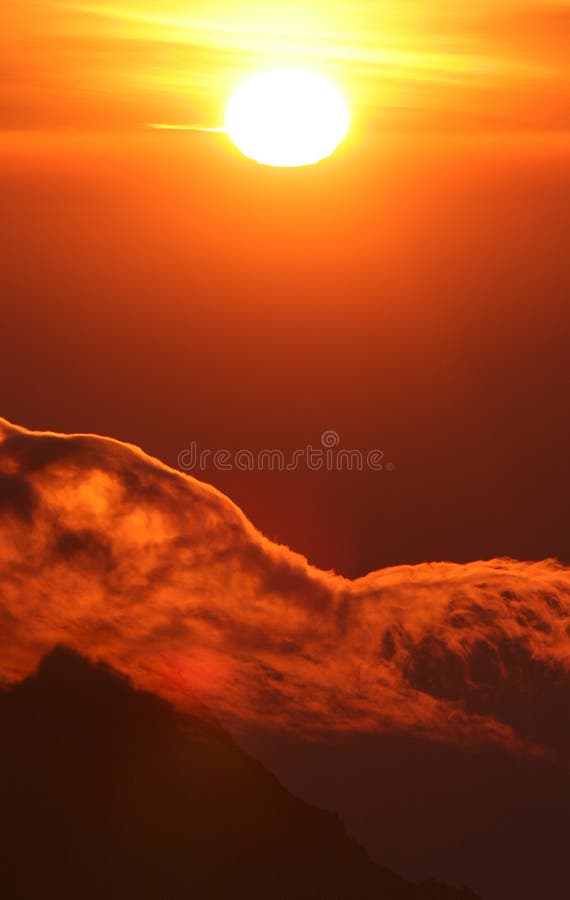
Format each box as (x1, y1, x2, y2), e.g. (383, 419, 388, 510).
(0, 646, 478, 900)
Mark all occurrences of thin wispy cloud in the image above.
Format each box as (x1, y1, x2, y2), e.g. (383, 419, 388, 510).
(1, 1, 568, 131)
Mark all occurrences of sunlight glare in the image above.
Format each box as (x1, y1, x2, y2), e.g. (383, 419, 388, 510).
(225, 69, 350, 168)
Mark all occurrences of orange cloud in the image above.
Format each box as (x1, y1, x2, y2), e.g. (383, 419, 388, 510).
(1, 1, 569, 133)
(1, 417, 569, 759)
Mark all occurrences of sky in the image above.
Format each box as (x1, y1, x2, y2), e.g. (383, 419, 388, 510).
(1, 0, 569, 579)
(1, 7, 569, 895)
(2, 1, 570, 132)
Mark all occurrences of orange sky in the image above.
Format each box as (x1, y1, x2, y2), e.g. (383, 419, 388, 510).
(1, 11, 569, 898)
(2, 0, 569, 133)
(1, 1, 569, 577)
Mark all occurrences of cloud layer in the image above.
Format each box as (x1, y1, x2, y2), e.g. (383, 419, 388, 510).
(1, 417, 569, 757)
(2, 1, 569, 132)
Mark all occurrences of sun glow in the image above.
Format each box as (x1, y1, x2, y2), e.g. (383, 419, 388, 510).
(225, 69, 350, 168)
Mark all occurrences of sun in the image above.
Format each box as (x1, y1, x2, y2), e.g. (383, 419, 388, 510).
(225, 69, 350, 168)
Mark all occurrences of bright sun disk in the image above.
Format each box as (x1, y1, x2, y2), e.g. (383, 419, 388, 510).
(225, 69, 350, 168)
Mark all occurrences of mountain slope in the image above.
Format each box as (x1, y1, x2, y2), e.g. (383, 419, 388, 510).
(0, 646, 477, 900)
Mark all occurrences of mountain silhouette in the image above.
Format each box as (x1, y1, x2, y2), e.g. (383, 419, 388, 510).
(0, 646, 479, 900)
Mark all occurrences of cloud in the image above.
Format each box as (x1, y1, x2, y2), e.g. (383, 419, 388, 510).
(1, 1, 569, 133)
(1, 417, 569, 758)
